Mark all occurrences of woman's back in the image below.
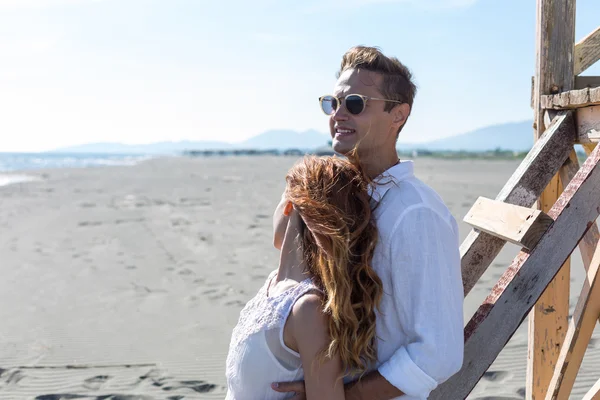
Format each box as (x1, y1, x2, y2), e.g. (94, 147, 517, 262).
(225, 270, 320, 400)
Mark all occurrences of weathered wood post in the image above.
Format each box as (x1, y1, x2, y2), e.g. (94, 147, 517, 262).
(528, 1, 576, 398)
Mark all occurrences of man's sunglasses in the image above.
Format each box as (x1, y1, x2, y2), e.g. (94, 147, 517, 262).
(318, 94, 404, 116)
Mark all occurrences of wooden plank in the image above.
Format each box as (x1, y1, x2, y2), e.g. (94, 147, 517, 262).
(576, 76, 600, 89)
(574, 26, 600, 76)
(464, 197, 553, 250)
(529, 3, 576, 398)
(429, 144, 600, 400)
(461, 111, 575, 296)
(559, 150, 600, 270)
(542, 87, 600, 109)
(536, 76, 600, 108)
(544, 241, 600, 399)
(577, 105, 600, 144)
(583, 143, 597, 155)
(583, 379, 600, 400)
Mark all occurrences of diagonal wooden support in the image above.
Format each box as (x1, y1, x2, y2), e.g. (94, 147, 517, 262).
(576, 76, 600, 89)
(583, 379, 600, 400)
(461, 111, 575, 296)
(429, 142, 600, 400)
(574, 26, 600, 76)
(464, 197, 553, 250)
(583, 143, 598, 156)
(545, 238, 600, 399)
(559, 150, 600, 269)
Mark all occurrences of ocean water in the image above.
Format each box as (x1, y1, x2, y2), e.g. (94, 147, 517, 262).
(0, 152, 152, 186)
(0, 152, 152, 172)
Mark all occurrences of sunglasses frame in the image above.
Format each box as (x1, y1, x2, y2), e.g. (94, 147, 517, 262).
(318, 93, 405, 116)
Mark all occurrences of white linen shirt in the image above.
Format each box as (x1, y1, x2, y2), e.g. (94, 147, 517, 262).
(368, 160, 464, 400)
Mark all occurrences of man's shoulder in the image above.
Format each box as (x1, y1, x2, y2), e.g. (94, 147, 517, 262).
(381, 176, 450, 214)
(376, 176, 456, 231)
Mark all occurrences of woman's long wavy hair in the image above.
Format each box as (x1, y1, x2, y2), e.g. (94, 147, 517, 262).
(285, 155, 383, 377)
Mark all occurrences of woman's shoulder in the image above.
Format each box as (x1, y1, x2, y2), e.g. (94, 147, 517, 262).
(288, 291, 327, 332)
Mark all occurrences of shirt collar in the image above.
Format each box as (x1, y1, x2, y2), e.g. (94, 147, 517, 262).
(369, 160, 415, 203)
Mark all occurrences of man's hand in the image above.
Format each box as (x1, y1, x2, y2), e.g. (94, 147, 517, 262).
(272, 370, 403, 400)
(271, 379, 361, 400)
(271, 381, 306, 400)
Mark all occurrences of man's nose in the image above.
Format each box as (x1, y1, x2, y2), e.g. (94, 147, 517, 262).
(332, 103, 348, 121)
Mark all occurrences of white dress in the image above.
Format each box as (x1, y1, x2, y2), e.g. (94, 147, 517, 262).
(225, 270, 320, 400)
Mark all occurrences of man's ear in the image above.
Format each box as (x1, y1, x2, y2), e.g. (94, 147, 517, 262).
(393, 103, 410, 126)
(283, 201, 293, 216)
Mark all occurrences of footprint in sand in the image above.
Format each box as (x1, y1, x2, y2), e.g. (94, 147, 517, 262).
(135, 369, 220, 395)
(225, 299, 246, 307)
(198, 233, 213, 244)
(36, 395, 154, 400)
(178, 268, 195, 276)
(78, 221, 103, 227)
(202, 286, 233, 301)
(179, 197, 210, 207)
(83, 374, 111, 390)
(161, 380, 218, 394)
(131, 283, 167, 295)
(171, 217, 191, 227)
(115, 218, 146, 225)
(0, 368, 25, 385)
(482, 370, 513, 383)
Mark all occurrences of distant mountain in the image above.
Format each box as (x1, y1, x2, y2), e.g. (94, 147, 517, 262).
(51, 131, 330, 154)
(399, 121, 534, 152)
(51, 140, 232, 154)
(50, 121, 534, 155)
(239, 129, 330, 150)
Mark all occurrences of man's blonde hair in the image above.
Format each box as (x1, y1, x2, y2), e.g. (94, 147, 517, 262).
(338, 46, 417, 134)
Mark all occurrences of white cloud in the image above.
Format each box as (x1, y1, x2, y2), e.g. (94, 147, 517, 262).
(0, 0, 106, 9)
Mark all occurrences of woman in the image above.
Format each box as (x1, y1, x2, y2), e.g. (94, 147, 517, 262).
(225, 155, 383, 400)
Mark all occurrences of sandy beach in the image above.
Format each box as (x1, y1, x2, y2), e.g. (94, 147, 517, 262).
(0, 155, 598, 399)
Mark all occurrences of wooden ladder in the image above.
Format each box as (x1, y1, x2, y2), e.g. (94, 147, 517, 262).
(428, 2, 600, 398)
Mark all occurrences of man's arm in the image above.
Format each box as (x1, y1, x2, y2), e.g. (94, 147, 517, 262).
(344, 370, 404, 400)
(271, 364, 403, 400)
(374, 206, 464, 399)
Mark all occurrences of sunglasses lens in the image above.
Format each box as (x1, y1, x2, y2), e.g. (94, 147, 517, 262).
(320, 96, 337, 115)
(345, 95, 365, 115)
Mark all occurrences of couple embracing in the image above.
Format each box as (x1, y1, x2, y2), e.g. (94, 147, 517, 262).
(225, 46, 464, 400)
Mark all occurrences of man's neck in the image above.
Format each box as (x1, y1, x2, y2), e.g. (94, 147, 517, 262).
(350, 151, 400, 180)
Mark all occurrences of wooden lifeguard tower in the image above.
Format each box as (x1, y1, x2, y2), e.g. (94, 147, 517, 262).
(429, 1, 600, 399)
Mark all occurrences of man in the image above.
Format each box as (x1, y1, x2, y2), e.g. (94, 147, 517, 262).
(272, 46, 464, 399)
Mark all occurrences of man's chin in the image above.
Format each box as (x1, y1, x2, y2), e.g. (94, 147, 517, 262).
(331, 139, 356, 156)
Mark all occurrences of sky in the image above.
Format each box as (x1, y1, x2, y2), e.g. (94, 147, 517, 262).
(1, 0, 599, 152)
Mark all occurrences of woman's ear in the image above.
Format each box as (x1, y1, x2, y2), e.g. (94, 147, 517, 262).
(283, 201, 293, 216)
